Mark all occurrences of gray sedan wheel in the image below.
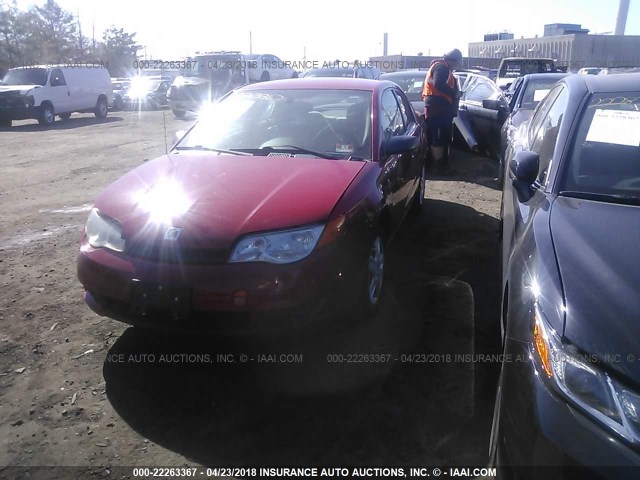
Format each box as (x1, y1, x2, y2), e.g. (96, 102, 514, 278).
(411, 164, 426, 213)
(366, 236, 385, 308)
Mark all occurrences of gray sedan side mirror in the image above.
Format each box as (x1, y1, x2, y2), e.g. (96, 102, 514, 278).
(509, 150, 539, 203)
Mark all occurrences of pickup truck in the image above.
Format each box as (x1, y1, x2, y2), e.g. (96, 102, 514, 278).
(495, 57, 557, 90)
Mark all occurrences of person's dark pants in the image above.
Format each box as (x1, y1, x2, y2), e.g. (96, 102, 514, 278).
(425, 114, 454, 173)
(425, 113, 454, 147)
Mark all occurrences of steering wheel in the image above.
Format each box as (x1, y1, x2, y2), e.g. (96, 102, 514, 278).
(258, 118, 279, 133)
(259, 137, 298, 149)
(309, 111, 345, 147)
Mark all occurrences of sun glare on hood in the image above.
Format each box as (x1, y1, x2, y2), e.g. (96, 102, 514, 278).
(134, 178, 192, 225)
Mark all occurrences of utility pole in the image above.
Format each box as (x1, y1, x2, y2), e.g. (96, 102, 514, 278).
(77, 7, 82, 56)
(249, 31, 252, 54)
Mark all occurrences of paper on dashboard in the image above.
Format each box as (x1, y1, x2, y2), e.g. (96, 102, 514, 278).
(585, 109, 640, 147)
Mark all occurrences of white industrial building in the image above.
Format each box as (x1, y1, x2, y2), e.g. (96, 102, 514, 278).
(469, 2, 640, 71)
(468, 27, 640, 71)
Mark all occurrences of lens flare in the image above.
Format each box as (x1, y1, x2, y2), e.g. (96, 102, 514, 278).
(134, 178, 191, 225)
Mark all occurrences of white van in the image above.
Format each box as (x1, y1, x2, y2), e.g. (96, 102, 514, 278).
(0, 65, 113, 127)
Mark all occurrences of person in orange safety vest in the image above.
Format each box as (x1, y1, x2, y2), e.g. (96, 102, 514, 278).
(422, 49, 463, 175)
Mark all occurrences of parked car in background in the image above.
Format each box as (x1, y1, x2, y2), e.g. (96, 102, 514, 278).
(457, 68, 488, 78)
(123, 77, 171, 110)
(464, 68, 499, 82)
(577, 67, 602, 75)
(301, 66, 381, 79)
(111, 77, 130, 111)
(379, 69, 426, 116)
(0, 65, 112, 127)
(301, 68, 354, 78)
(244, 54, 298, 81)
(499, 73, 567, 185)
(598, 66, 640, 75)
(167, 51, 249, 118)
(453, 71, 510, 158)
(496, 57, 557, 90)
(493, 73, 640, 478)
(135, 69, 181, 80)
(77, 78, 426, 330)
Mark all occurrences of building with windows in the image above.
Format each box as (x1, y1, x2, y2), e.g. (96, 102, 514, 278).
(468, 23, 640, 71)
(484, 32, 514, 42)
(367, 54, 500, 72)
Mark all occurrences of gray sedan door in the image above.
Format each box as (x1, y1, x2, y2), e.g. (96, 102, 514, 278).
(459, 75, 509, 156)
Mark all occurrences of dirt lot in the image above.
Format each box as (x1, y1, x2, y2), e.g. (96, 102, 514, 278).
(0, 110, 502, 477)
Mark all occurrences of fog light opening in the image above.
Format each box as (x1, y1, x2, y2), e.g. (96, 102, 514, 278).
(232, 290, 249, 307)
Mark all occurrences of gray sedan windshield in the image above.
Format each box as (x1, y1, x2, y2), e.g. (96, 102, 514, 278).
(561, 93, 640, 198)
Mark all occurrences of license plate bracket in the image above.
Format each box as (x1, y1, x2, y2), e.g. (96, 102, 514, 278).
(130, 280, 190, 318)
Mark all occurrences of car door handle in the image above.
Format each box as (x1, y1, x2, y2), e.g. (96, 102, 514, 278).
(68, 92, 71, 96)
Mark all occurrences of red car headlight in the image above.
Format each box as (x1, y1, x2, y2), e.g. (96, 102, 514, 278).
(85, 208, 125, 252)
(229, 224, 325, 264)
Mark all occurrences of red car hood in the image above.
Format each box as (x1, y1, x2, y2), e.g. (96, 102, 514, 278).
(94, 152, 365, 250)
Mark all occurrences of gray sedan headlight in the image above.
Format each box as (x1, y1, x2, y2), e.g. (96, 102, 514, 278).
(85, 208, 125, 252)
(229, 225, 325, 264)
(533, 305, 640, 443)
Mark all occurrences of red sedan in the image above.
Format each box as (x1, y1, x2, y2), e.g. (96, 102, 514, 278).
(77, 78, 426, 329)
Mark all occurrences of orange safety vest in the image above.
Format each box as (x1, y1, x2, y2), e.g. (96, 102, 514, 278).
(422, 59, 455, 104)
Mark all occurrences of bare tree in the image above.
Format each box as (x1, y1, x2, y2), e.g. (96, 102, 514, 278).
(0, 0, 140, 78)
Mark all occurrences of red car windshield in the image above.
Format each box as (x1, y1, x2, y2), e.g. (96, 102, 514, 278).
(177, 89, 373, 159)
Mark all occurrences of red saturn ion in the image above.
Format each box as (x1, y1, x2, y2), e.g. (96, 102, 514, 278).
(77, 78, 426, 330)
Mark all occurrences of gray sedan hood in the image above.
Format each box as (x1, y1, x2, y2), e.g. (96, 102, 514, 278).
(550, 195, 640, 381)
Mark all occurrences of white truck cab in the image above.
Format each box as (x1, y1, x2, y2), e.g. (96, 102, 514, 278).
(0, 65, 113, 127)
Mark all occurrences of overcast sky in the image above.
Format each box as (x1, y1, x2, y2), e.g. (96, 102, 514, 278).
(15, 0, 640, 61)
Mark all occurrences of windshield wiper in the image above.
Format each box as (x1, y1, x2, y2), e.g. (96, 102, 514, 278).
(261, 145, 341, 160)
(559, 191, 640, 206)
(174, 145, 253, 156)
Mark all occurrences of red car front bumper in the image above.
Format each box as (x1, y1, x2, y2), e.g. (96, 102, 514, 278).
(77, 237, 364, 330)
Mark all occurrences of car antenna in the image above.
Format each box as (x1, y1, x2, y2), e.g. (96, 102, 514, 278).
(161, 65, 169, 154)
(162, 99, 168, 154)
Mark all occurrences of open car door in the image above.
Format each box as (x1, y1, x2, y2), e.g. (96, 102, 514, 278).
(457, 74, 509, 157)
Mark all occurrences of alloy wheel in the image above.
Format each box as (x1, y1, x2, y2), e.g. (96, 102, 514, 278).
(367, 237, 384, 306)
(43, 106, 54, 124)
